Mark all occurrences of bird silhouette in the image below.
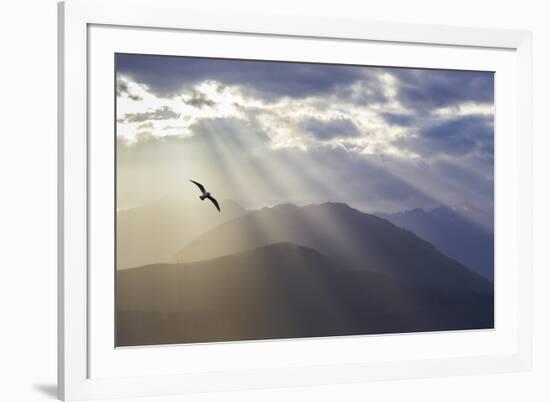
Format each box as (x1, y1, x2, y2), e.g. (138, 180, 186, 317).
(189, 179, 220, 212)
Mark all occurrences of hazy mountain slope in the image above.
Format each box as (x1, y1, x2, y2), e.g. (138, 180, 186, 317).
(176, 203, 492, 293)
(375, 206, 494, 280)
(117, 243, 493, 346)
(117, 196, 244, 269)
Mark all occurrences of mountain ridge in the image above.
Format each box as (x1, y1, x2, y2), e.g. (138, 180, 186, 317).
(375, 205, 494, 280)
(176, 202, 492, 294)
(117, 242, 493, 346)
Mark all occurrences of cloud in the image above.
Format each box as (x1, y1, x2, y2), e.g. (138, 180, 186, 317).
(115, 56, 495, 217)
(391, 69, 494, 111)
(116, 54, 385, 102)
(116, 118, 435, 211)
(116, 77, 143, 101)
(302, 117, 361, 140)
(380, 112, 415, 127)
(117, 106, 180, 123)
(399, 114, 493, 157)
(184, 89, 216, 109)
(137, 122, 154, 130)
(117, 116, 493, 214)
(117, 118, 474, 211)
(115, 55, 494, 159)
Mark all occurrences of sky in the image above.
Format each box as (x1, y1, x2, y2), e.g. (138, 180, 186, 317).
(115, 54, 494, 228)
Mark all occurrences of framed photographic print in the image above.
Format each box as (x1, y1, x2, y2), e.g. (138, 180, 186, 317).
(58, 0, 533, 400)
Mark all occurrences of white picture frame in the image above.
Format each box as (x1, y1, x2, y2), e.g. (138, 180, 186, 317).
(58, 0, 533, 400)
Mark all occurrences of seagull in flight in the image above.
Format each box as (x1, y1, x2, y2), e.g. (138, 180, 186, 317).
(189, 179, 220, 212)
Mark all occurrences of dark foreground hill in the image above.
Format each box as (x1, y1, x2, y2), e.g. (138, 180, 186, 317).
(176, 203, 492, 294)
(375, 206, 494, 280)
(117, 243, 493, 346)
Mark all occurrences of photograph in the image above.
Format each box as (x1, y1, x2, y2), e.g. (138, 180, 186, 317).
(114, 53, 495, 347)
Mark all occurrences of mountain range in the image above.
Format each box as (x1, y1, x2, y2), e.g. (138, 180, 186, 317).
(116, 201, 494, 346)
(117, 242, 493, 346)
(176, 203, 491, 293)
(375, 206, 493, 280)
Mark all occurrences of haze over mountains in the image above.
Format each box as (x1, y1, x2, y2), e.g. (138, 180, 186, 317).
(116, 196, 244, 269)
(375, 206, 494, 280)
(116, 200, 494, 346)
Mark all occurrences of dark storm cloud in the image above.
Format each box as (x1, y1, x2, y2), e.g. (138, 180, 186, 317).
(117, 106, 180, 123)
(390, 69, 494, 111)
(381, 112, 415, 127)
(116, 54, 385, 101)
(400, 115, 493, 157)
(302, 117, 361, 140)
(184, 89, 216, 109)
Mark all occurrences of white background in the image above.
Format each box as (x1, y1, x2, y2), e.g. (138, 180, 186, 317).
(0, 0, 547, 401)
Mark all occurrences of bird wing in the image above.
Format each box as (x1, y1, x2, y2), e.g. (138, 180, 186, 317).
(206, 194, 221, 212)
(189, 179, 206, 194)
